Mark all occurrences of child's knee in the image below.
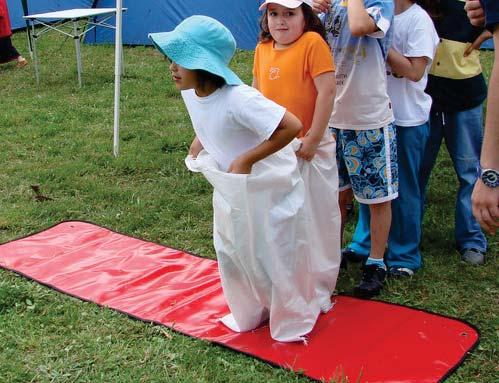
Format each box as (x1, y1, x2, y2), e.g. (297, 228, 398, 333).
(368, 200, 392, 212)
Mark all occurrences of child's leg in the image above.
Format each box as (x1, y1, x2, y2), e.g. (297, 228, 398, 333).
(345, 203, 370, 262)
(419, 109, 444, 218)
(369, 201, 392, 260)
(386, 123, 429, 273)
(339, 189, 353, 242)
(331, 127, 354, 245)
(341, 125, 398, 298)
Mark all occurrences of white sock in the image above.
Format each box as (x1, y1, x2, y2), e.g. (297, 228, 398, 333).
(365, 257, 386, 270)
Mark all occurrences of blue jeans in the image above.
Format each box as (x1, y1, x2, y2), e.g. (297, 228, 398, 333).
(419, 106, 487, 253)
(347, 123, 430, 270)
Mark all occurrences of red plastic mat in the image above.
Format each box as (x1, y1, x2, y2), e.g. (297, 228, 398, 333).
(0, 221, 479, 382)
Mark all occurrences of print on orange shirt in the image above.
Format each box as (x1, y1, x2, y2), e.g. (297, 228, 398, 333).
(269, 67, 280, 80)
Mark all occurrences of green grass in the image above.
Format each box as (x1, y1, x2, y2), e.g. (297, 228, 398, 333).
(0, 31, 497, 383)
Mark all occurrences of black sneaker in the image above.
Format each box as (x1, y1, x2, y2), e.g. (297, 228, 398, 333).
(353, 264, 386, 299)
(342, 247, 367, 263)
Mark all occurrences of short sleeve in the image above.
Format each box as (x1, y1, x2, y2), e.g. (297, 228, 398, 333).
(482, 0, 499, 32)
(404, 14, 439, 63)
(229, 86, 286, 141)
(365, 0, 394, 38)
(306, 33, 335, 78)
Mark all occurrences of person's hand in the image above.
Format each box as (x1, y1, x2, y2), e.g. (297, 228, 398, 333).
(188, 137, 203, 159)
(312, 0, 331, 14)
(464, 0, 485, 27)
(471, 180, 499, 235)
(464, 29, 493, 57)
(228, 155, 253, 174)
(296, 135, 321, 161)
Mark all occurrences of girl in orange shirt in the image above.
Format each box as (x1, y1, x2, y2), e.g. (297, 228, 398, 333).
(253, 0, 341, 313)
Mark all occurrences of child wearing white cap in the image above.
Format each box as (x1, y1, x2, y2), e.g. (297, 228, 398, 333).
(253, 0, 341, 313)
(150, 15, 327, 342)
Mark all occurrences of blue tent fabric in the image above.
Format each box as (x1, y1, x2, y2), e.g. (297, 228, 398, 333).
(7, 0, 93, 29)
(86, 0, 261, 50)
(9, 0, 261, 50)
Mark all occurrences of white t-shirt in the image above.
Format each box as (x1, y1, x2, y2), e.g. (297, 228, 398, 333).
(386, 4, 439, 127)
(181, 84, 286, 171)
(325, 0, 394, 130)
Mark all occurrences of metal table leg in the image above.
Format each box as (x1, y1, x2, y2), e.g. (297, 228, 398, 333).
(73, 20, 83, 87)
(31, 22, 40, 87)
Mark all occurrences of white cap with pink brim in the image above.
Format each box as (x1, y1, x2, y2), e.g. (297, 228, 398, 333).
(258, 0, 313, 11)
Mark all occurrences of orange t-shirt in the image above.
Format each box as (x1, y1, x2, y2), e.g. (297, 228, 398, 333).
(253, 32, 334, 136)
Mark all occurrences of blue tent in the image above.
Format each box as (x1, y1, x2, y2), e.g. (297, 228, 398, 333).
(8, 0, 261, 50)
(87, 0, 260, 50)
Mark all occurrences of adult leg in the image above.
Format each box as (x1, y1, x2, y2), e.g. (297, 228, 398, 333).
(442, 106, 487, 258)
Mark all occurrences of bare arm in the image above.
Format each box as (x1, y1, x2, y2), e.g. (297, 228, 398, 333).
(464, 29, 493, 57)
(296, 71, 335, 161)
(348, 0, 378, 37)
(189, 136, 204, 158)
(228, 111, 302, 174)
(387, 49, 429, 82)
(471, 28, 499, 234)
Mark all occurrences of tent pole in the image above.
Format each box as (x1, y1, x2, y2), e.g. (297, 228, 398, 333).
(113, 0, 123, 157)
(21, 0, 33, 57)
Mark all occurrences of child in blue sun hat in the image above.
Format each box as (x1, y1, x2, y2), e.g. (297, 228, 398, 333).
(149, 16, 328, 342)
(149, 15, 242, 87)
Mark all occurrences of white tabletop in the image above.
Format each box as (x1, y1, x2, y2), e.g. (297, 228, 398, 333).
(24, 8, 125, 20)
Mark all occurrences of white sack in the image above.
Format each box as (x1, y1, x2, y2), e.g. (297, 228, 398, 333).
(294, 131, 341, 313)
(185, 144, 323, 342)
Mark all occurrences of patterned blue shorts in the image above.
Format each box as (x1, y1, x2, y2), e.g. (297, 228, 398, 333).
(331, 125, 399, 204)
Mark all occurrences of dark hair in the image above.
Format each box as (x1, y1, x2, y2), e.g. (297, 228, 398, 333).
(416, 0, 443, 20)
(259, 4, 327, 43)
(195, 69, 226, 90)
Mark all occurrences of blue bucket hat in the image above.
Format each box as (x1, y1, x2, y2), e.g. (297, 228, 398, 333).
(148, 16, 243, 86)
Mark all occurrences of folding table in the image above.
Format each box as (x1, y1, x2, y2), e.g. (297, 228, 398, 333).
(23, 8, 126, 87)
